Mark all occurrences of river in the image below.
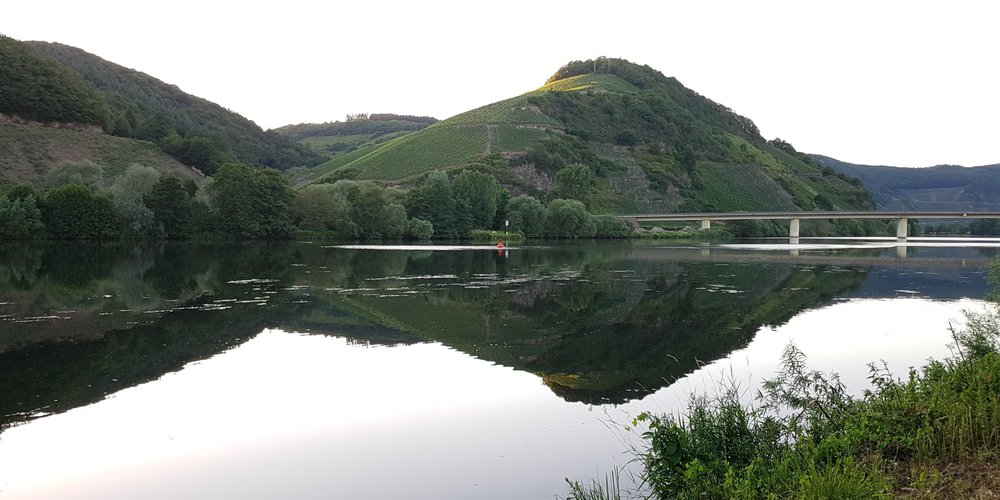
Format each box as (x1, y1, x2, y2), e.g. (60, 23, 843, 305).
(0, 238, 996, 498)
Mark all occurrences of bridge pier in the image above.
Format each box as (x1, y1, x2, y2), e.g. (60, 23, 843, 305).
(789, 218, 800, 238)
(897, 218, 908, 239)
(625, 217, 640, 229)
(896, 244, 908, 259)
(700, 219, 711, 231)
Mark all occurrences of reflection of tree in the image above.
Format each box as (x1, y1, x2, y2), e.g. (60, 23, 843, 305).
(0, 243, 45, 290)
(0, 241, 302, 432)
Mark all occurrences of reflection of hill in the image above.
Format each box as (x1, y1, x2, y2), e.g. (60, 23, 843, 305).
(298, 250, 869, 404)
(8, 240, 980, 433)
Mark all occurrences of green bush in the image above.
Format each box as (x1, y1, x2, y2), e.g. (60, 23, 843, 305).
(42, 183, 116, 239)
(470, 230, 524, 244)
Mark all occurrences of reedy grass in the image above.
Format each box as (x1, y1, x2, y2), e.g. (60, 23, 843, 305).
(569, 274, 1000, 499)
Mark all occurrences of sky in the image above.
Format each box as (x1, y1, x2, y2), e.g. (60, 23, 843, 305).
(3, 0, 998, 167)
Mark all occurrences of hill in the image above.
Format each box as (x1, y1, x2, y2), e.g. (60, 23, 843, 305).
(0, 34, 199, 184)
(0, 119, 199, 186)
(23, 39, 323, 174)
(306, 58, 873, 214)
(273, 114, 437, 156)
(814, 155, 1000, 211)
(0, 35, 111, 129)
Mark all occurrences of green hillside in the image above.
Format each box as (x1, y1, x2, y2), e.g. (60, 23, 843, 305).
(0, 35, 111, 128)
(26, 40, 323, 173)
(308, 58, 873, 214)
(0, 121, 199, 186)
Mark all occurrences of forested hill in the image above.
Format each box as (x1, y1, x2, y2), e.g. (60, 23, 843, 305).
(305, 57, 873, 215)
(21, 39, 323, 173)
(0, 35, 110, 128)
(814, 155, 1000, 211)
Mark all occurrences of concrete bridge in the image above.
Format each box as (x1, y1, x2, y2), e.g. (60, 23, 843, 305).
(618, 211, 1000, 239)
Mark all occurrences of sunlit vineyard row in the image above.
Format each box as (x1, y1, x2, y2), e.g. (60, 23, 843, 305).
(538, 73, 639, 94)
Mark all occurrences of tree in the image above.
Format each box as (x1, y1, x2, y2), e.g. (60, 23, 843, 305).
(382, 203, 409, 239)
(452, 170, 502, 229)
(110, 164, 161, 238)
(544, 199, 596, 238)
(406, 171, 470, 239)
(554, 163, 598, 203)
(208, 163, 295, 238)
(42, 184, 116, 238)
(144, 176, 195, 238)
(970, 219, 1000, 236)
(506, 195, 546, 237)
(294, 184, 339, 231)
(348, 182, 394, 239)
(407, 218, 434, 240)
(46, 161, 106, 189)
(592, 215, 631, 238)
(0, 194, 44, 239)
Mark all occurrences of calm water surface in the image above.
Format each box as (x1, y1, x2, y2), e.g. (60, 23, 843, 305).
(0, 238, 996, 498)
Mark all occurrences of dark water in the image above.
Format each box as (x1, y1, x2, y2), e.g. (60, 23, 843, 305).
(0, 238, 996, 498)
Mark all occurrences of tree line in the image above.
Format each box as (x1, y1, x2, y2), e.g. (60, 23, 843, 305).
(0, 164, 631, 240)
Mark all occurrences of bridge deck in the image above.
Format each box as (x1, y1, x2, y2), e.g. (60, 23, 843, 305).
(617, 211, 1000, 239)
(618, 211, 1000, 222)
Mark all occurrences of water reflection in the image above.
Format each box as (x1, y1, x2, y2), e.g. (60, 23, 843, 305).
(0, 240, 995, 433)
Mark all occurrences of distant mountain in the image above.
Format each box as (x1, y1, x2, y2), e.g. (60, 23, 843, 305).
(304, 58, 874, 215)
(0, 36, 324, 175)
(813, 155, 1000, 211)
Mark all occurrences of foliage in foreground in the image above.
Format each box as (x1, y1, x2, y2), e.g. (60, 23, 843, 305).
(571, 278, 1000, 499)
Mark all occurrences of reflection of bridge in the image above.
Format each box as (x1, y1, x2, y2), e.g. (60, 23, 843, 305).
(619, 211, 1000, 239)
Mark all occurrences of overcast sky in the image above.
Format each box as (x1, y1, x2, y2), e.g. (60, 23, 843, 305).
(3, 0, 997, 167)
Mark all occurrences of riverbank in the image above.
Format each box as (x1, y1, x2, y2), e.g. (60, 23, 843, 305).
(570, 286, 1000, 498)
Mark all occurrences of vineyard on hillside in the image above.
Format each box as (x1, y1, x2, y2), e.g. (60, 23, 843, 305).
(344, 124, 490, 180)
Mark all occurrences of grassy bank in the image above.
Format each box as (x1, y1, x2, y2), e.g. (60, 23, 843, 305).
(570, 272, 1000, 499)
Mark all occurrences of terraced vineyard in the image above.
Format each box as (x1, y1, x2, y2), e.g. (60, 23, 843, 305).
(693, 163, 798, 212)
(497, 125, 549, 151)
(295, 144, 381, 186)
(342, 124, 490, 180)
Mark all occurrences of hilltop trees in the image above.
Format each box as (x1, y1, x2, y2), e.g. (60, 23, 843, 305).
(0, 35, 111, 129)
